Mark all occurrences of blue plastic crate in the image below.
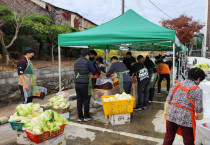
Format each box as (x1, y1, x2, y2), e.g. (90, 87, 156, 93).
(9, 121, 24, 131)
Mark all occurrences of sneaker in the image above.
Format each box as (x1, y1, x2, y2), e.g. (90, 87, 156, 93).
(84, 116, 93, 121)
(134, 107, 142, 111)
(143, 106, 147, 110)
(77, 118, 84, 122)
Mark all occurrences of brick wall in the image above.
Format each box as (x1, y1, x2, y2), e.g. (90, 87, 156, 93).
(0, 67, 74, 107)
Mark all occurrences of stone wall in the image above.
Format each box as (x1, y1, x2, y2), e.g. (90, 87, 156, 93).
(0, 67, 74, 107)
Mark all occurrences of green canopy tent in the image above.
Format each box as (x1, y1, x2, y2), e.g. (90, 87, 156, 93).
(58, 9, 187, 90)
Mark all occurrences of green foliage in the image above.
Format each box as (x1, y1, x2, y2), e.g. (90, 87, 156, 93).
(29, 15, 53, 25)
(0, 37, 29, 52)
(0, 5, 14, 21)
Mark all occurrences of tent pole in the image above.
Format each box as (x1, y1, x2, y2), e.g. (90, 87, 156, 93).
(58, 46, 62, 91)
(178, 52, 181, 80)
(172, 42, 175, 85)
(106, 46, 108, 71)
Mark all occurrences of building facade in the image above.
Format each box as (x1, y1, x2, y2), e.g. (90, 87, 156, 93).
(0, 0, 97, 30)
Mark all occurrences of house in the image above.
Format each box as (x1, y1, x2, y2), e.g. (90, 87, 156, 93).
(0, 0, 97, 30)
(31, 0, 97, 30)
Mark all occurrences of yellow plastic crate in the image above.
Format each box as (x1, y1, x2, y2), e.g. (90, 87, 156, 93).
(101, 95, 135, 115)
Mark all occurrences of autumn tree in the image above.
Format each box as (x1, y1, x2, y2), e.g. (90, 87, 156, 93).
(160, 14, 204, 46)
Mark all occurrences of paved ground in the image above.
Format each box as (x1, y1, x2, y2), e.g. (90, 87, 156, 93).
(1, 87, 207, 145)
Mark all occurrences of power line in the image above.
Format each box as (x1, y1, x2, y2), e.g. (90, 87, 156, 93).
(146, 0, 173, 19)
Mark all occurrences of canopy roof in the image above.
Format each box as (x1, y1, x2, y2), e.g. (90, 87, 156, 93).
(58, 9, 187, 52)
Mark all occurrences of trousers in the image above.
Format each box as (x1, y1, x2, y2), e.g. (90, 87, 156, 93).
(75, 85, 91, 118)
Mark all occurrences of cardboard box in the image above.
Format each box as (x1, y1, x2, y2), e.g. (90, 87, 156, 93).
(109, 113, 131, 125)
(17, 131, 30, 145)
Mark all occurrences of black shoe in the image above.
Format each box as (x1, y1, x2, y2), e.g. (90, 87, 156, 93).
(77, 118, 84, 122)
(148, 101, 152, 106)
(134, 107, 142, 111)
(84, 116, 93, 122)
(69, 95, 77, 101)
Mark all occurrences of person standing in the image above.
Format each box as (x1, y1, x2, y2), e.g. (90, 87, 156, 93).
(131, 55, 150, 111)
(144, 56, 157, 103)
(17, 47, 37, 104)
(106, 56, 132, 94)
(95, 56, 106, 75)
(123, 51, 136, 75)
(156, 60, 171, 93)
(74, 50, 96, 122)
(163, 68, 205, 145)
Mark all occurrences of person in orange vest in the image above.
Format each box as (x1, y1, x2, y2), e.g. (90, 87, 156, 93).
(163, 68, 206, 145)
(156, 60, 171, 93)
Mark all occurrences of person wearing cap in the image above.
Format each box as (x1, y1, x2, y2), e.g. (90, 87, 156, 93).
(131, 55, 150, 111)
(17, 47, 36, 104)
(74, 49, 96, 122)
(163, 68, 205, 145)
(106, 56, 132, 94)
(123, 51, 136, 75)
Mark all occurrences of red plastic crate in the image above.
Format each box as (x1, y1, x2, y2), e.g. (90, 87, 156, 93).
(24, 124, 66, 144)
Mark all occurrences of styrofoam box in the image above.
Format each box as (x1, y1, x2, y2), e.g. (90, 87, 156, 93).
(109, 113, 131, 126)
(17, 131, 30, 145)
(29, 133, 66, 145)
(59, 112, 70, 119)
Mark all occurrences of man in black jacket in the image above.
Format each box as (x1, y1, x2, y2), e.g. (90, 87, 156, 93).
(74, 50, 96, 122)
(131, 55, 150, 111)
(123, 52, 136, 75)
(106, 56, 132, 94)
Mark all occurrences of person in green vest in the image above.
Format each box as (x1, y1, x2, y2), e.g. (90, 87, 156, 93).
(17, 47, 38, 104)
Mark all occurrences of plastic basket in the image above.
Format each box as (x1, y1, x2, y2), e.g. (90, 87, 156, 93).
(24, 124, 66, 144)
(101, 95, 135, 115)
(9, 121, 24, 131)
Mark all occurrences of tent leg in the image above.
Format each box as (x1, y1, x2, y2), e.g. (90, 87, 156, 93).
(58, 46, 62, 91)
(105, 46, 108, 72)
(178, 52, 181, 79)
(172, 42, 175, 85)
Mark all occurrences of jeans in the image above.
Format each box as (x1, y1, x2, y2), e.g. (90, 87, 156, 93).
(123, 81, 132, 94)
(137, 79, 150, 108)
(75, 85, 91, 118)
(163, 120, 194, 145)
(158, 74, 170, 92)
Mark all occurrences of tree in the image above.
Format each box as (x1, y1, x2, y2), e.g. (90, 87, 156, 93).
(0, 5, 32, 65)
(32, 23, 78, 62)
(160, 14, 204, 46)
(47, 25, 78, 62)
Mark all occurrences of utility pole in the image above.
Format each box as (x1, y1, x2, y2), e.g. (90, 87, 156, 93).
(122, 0, 124, 14)
(203, 0, 209, 58)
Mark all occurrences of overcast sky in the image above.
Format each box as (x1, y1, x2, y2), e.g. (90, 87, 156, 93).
(42, 0, 206, 28)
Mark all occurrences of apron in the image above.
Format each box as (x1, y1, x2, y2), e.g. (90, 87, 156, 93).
(76, 72, 92, 96)
(169, 81, 199, 143)
(18, 57, 38, 103)
(117, 70, 129, 93)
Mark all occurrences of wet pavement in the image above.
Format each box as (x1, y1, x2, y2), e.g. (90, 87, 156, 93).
(0, 89, 171, 145)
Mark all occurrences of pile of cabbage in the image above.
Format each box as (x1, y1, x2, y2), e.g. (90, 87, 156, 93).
(49, 95, 70, 109)
(9, 103, 43, 122)
(103, 92, 132, 102)
(23, 110, 68, 135)
(192, 64, 210, 70)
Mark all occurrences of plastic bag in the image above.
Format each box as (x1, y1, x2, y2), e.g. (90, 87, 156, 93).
(96, 78, 113, 85)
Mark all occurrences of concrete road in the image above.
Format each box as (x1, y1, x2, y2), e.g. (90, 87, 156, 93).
(0, 89, 194, 145)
